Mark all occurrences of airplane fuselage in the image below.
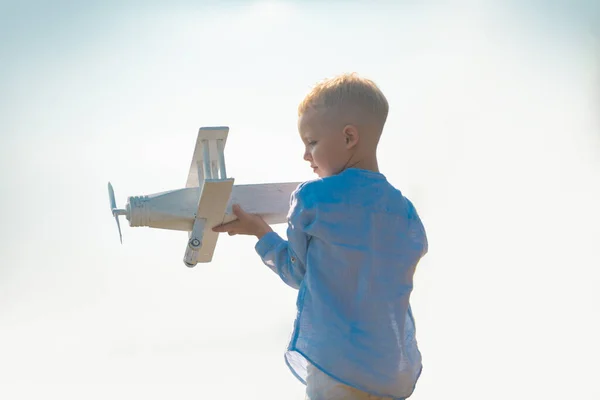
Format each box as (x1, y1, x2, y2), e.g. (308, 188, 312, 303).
(124, 182, 300, 232)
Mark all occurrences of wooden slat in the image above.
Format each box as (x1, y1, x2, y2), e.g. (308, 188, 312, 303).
(191, 178, 234, 263)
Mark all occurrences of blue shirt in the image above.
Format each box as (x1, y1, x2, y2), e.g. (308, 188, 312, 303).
(254, 168, 428, 400)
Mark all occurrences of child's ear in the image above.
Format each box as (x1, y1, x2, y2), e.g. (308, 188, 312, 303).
(343, 125, 359, 149)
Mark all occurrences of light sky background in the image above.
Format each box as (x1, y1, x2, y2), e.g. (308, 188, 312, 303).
(1, 1, 599, 399)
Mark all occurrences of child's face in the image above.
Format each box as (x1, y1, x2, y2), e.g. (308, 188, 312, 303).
(298, 108, 350, 178)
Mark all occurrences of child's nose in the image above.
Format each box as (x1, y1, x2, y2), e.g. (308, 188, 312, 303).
(303, 149, 311, 161)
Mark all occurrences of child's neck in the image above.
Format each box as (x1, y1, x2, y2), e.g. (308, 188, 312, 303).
(346, 157, 379, 173)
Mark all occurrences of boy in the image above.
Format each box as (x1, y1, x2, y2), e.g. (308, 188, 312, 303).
(213, 73, 428, 400)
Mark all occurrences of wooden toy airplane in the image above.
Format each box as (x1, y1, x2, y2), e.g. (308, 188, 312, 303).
(108, 126, 301, 267)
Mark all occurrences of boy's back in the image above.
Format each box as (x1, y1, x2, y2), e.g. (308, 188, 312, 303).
(255, 167, 428, 399)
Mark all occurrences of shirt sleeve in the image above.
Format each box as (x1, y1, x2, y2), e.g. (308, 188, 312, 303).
(254, 184, 316, 290)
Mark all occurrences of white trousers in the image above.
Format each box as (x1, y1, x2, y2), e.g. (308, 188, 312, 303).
(304, 364, 394, 400)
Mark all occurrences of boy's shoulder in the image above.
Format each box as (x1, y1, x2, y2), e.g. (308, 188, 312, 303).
(293, 168, 401, 207)
(292, 170, 352, 199)
(290, 177, 323, 206)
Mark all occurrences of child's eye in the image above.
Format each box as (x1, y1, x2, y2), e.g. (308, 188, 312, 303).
(308, 141, 317, 146)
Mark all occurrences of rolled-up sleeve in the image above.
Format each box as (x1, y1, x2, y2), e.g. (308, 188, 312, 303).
(254, 184, 316, 289)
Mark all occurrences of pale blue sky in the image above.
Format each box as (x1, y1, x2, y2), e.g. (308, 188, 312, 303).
(1, 1, 599, 399)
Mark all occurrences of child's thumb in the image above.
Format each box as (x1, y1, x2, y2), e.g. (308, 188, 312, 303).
(231, 204, 246, 218)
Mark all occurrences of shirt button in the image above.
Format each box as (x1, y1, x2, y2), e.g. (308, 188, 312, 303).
(290, 256, 296, 263)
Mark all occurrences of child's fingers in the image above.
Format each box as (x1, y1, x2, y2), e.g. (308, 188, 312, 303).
(231, 204, 248, 218)
(213, 205, 254, 235)
(212, 219, 240, 232)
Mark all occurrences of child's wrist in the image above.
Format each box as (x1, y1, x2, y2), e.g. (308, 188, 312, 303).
(255, 226, 273, 240)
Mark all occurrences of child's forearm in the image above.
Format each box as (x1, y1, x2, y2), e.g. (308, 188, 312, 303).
(255, 232, 306, 289)
(254, 183, 313, 289)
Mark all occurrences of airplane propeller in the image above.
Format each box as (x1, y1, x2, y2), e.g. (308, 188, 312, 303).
(108, 182, 127, 244)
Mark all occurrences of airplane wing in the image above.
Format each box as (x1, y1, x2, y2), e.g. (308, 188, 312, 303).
(223, 182, 302, 225)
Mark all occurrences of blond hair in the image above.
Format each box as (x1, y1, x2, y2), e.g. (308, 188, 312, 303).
(298, 73, 389, 130)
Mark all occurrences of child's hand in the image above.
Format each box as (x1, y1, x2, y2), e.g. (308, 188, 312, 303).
(212, 204, 273, 239)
